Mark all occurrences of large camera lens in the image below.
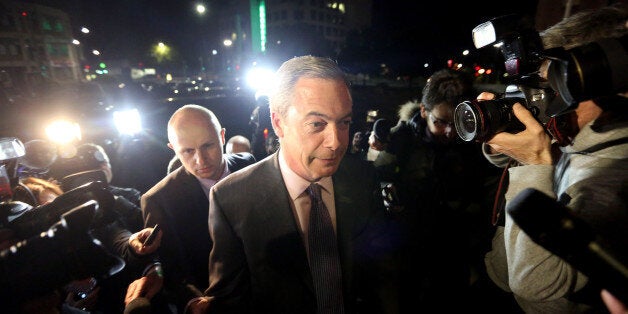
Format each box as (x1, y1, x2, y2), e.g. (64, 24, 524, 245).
(454, 101, 480, 142)
(454, 98, 525, 142)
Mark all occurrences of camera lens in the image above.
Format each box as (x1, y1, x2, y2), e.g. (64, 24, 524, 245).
(454, 98, 524, 142)
(454, 101, 480, 142)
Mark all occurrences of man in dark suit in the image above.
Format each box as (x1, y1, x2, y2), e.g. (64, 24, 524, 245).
(187, 56, 399, 314)
(140, 104, 256, 312)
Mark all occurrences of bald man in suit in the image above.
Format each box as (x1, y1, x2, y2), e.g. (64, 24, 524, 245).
(141, 104, 256, 312)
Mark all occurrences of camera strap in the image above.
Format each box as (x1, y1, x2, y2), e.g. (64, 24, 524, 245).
(576, 137, 628, 155)
(492, 159, 515, 226)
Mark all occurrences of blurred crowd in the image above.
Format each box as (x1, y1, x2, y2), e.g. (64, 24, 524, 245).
(1, 4, 627, 314)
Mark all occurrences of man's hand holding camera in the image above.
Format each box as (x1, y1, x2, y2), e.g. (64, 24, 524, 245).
(477, 92, 554, 166)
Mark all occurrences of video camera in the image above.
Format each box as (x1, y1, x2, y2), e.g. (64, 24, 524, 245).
(454, 14, 628, 142)
(0, 137, 124, 308)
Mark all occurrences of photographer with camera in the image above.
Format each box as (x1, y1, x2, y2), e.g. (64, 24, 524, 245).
(373, 68, 502, 312)
(475, 5, 628, 313)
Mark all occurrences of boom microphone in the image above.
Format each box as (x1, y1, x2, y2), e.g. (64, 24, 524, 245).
(507, 188, 628, 305)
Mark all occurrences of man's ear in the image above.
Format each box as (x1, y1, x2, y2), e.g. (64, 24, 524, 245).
(271, 112, 283, 138)
(420, 103, 428, 119)
(167, 142, 174, 150)
(220, 128, 226, 146)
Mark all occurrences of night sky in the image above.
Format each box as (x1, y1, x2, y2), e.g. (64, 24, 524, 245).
(30, 0, 539, 73)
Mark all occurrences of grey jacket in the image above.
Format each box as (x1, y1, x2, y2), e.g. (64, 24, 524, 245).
(485, 118, 628, 313)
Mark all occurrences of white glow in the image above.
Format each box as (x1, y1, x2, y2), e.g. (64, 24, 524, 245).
(196, 4, 206, 14)
(92, 49, 100, 56)
(72, 39, 80, 45)
(45, 120, 81, 144)
(114, 109, 142, 136)
(81, 27, 90, 34)
(462, 50, 469, 56)
(246, 67, 275, 95)
(223, 39, 233, 47)
(212, 49, 218, 55)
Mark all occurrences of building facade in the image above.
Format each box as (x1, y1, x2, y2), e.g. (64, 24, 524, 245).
(0, 0, 81, 96)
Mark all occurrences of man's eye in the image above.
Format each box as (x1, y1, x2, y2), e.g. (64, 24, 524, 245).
(311, 121, 326, 128)
(339, 120, 352, 128)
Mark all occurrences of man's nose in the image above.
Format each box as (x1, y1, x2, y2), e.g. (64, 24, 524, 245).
(324, 126, 342, 150)
(195, 150, 207, 164)
(445, 125, 455, 137)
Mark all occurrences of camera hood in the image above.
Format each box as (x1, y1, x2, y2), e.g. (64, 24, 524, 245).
(545, 35, 628, 116)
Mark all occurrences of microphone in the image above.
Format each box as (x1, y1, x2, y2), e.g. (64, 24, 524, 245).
(507, 188, 628, 305)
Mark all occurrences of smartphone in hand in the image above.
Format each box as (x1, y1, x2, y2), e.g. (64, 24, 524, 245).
(143, 224, 161, 247)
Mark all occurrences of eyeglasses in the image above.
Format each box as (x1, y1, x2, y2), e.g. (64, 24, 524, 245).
(428, 112, 454, 129)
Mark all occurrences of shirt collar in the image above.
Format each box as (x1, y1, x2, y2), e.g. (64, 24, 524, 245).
(196, 158, 230, 198)
(278, 149, 333, 201)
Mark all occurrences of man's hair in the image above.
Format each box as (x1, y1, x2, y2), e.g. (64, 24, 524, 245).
(269, 55, 350, 118)
(421, 68, 474, 111)
(167, 104, 222, 144)
(226, 135, 251, 154)
(540, 4, 628, 50)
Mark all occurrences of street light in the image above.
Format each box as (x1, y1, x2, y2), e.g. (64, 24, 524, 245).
(152, 42, 172, 63)
(194, 4, 209, 77)
(196, 4, 206, 15)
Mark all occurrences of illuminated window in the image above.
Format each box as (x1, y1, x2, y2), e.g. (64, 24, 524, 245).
(54, 21, 64, 32)
(42, 19, 52, 31)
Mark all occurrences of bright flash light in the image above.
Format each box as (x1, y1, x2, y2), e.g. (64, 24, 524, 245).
(114, 109, 142, 136)
(246, 68, 275, 95)
(472, 21, 497, 49)
(45, 120, 81, 144)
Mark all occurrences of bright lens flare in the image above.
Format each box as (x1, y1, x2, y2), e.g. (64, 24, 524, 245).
(114, 109, 142, 136)
(246, 68, 275, 96)
(45, 120, 81, 144)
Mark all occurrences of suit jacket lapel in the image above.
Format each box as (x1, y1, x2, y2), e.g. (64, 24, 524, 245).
(260, 152, 315, 293)
(332, 166, 357, 296)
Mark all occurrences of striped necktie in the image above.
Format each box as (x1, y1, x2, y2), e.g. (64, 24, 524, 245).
(307, 183, 344, 314)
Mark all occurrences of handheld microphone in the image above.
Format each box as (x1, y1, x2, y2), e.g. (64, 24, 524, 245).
(507, 188, 628, 305)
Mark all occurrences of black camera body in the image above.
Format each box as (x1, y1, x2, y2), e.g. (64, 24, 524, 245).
(0, 137, 124, 307)
(454, 14, 628, 142)
(0, 200, 124, 308)
(455, 84, 554, 142)
(454, 85, 554, 142)
(453, 14, 556, 142)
